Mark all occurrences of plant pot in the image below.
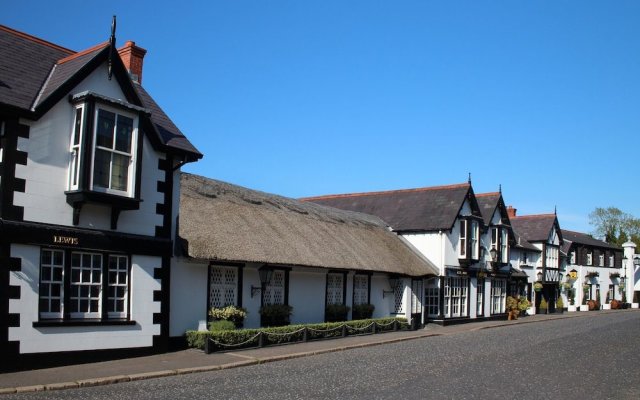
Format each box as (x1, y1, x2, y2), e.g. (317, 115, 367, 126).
(567, 305, 577, 312)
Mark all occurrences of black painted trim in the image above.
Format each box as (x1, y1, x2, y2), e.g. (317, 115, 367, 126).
(33, 319, 136, 327)
(0, 118, 28, 221)
(2, 219, 172, 257)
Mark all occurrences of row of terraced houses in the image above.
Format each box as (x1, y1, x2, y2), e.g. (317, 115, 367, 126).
(1, 23, 639, 371)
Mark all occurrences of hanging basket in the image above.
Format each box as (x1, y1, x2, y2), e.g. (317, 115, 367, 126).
(533, 282, 543, 292)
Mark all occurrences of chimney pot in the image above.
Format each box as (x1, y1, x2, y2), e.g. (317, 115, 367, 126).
(118, 40, 147, 83)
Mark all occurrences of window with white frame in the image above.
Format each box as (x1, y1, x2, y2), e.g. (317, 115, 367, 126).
(609, 255, 614, 267)
(411, 280, 423, 314)
(444, 277, 468, 318)
(459, 220, 467, 257)
(68, 101, 139, 198)
(570, 251, 576, 265)
(459, 219, 480, 260)
(39, 249, 65, 319)
(107, 255, 129, 318)
(608, 284, 614, 303)
(477, 278, 485, 317)
(598, 253, 604, 267)
(470, 220, 479, 259)
(209, 265, 239, 308)
(425, 278, 439, 317)
(92, 109, 136, 195)
(263, 270, 285, 306)
(69, 252, 103, 318)
(39, 248, 130, 321)
(69, 106, 84, 190)
(500, 228, 508, 263)
(490, 279, 506, 314)
(586, 251, 593, 266)
(545, 246, 559, 269)
(353, 275, 369, 305)
(491, 227, 509, 263)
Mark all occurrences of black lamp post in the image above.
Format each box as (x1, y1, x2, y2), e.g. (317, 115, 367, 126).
(251, 266, 274, 298)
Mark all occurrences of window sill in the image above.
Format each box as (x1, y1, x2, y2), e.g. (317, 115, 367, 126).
(33, 319, 136, 328)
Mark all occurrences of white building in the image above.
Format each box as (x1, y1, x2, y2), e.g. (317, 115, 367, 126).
(0, 22, 201, 370)
(170, 174, 438, 340)
(303, 183, 518, 324)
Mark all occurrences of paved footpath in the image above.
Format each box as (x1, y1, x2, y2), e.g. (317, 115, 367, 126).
(0, 310, 635, 395)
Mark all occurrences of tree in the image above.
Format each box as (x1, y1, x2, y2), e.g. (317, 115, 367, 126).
(589, 207, 640, 247)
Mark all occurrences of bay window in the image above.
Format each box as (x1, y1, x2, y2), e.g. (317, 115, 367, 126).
(66, 92, 145, 227)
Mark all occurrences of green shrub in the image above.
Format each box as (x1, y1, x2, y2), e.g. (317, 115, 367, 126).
(539, 297, 548, 310)
(506, 296, 518, 311)
(259, 304, 293, 327)
(556, 296, 563, 309)
(517, 297, 530, 312)
(352, 304, 375, 320)
(325, 304, 350, 322)
(209, 320, 235, 331)
(209, 305, 247, 328)
(185, 317, 408, 351)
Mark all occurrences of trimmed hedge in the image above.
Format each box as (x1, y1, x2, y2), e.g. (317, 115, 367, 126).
(186, 317, 408, 351)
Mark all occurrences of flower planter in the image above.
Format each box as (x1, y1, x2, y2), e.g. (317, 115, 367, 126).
(632, 303, 640, 309)
(602, 304, 611, 310)
(580, 305, 590, 311)
(567, 305, 577, 312)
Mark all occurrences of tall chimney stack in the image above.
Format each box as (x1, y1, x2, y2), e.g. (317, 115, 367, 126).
(507, 205, 517, 219)
(118, 41, 147, 83)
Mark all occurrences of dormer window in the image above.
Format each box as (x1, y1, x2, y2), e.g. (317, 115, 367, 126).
(459, 218, 480, 263)
(66, 92, 146, 227)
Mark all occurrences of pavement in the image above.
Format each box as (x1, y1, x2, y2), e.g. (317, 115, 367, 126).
(0, 309, 635, 395)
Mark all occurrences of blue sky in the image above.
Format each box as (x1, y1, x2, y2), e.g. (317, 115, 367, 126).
(4, 1, 640, 234)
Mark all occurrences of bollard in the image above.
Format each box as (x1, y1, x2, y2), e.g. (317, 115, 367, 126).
(342, 324, 347, 337)
(372, 322, 377, 334)
(258, 331, 265, 348)
(303, 327, 309, 342)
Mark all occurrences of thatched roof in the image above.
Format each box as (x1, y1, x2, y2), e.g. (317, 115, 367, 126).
(178, 173, 438, 276)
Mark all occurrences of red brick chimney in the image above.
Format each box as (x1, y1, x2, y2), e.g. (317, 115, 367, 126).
(118, 41, 147, 84)
(507, 205, 517, 219)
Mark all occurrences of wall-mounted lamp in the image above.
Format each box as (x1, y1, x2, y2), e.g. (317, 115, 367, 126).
(536, 271, 543, 282)
(634, 257, 640, 267)
(251, 266, 274, 298)
(383, 276, 400, 298)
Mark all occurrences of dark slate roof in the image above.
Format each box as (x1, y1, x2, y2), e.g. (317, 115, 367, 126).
(0, 25, 73, 110)
(301, 183, 474, 232)
(35, 43, 108, 107)
(510, 214, 559, 243)
(513, 231, 541, 252)
(561, 230, 621, 251)
(476, 192, 501, 225)
(0, 24, 201, 159)
(134, 84, 201, 157)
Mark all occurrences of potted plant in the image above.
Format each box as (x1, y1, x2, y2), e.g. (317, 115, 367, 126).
(259, 304, 293, 327)
(587, 299, 599, 311)
(555, 296, 564, 314)
(538, 297, 548, 314)
(352, 303, 375, 320)
(517, 297, 530, 316)
(610, 299, 620, 310)
(533, 282, 543, 292)
(506, 296, 519, 320)
(209, 305, 247, 329)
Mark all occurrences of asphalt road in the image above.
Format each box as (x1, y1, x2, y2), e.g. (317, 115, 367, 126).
(5, 312, 640, 400)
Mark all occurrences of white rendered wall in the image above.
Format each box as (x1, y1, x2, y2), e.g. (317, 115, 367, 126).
(402, 231, 455, 273)
(9, 244, 161, 353)
(169, 259, 208, 336)
(13, 63, 164, 236)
